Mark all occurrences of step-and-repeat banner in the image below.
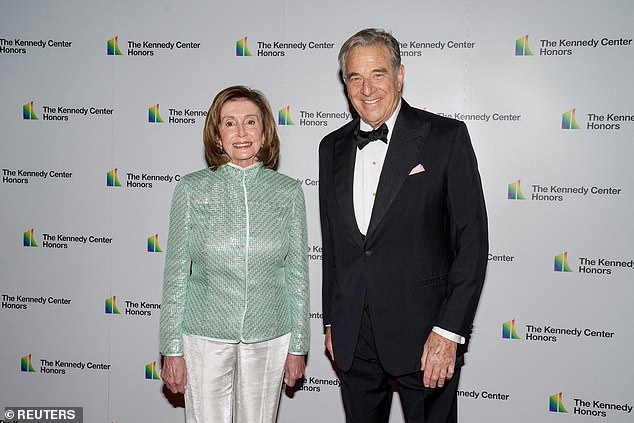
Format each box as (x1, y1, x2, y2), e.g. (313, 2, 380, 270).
(1, 1, 633, 422)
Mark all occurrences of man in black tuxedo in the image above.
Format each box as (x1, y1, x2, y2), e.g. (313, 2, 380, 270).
(319, 28, 488, 423)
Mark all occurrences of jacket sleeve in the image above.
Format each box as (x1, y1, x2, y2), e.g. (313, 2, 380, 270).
(318, 138, 335, 327)
(436, 122, 488, 341)
(285, 183, 310, 354)
(159, 179, 191, 356)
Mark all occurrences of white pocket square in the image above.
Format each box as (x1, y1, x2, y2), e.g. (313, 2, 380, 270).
(409, 164, 426, 175)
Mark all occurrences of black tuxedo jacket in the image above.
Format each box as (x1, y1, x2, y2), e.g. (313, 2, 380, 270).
(319, 100, 488, 376)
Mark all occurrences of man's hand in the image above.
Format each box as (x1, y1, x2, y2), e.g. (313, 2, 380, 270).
(324, 326, 334, 361)
(421, 331, 457, 388)
(284, 354, 306, 387)
(161, 356, 187, 394)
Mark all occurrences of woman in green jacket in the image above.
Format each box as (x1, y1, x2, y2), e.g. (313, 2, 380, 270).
(159, 85, 310, 423)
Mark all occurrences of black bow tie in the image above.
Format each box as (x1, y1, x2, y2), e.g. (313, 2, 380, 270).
(354, 123, 389, 150)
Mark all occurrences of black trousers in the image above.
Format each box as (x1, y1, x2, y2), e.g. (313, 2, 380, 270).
(339, 307, 459, 423)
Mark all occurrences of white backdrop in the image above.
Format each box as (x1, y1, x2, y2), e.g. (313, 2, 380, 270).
(1, 1, 633, 422)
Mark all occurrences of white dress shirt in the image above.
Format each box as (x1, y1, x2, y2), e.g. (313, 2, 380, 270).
(352, 101, 464, 345)
(352, 102, 400, 236)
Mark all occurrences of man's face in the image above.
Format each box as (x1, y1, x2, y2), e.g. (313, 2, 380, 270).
(345, 44, 404, 128)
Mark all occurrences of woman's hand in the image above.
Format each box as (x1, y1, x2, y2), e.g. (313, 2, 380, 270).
(161, 356, 187, 394)
(284, 354, 306, 387)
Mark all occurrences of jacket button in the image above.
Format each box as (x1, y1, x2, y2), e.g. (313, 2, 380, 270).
(364, 250, 372, 256)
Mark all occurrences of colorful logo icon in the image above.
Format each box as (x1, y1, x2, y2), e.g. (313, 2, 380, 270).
(554, 252, 573, 272)
(107, 168, 123, 187)
(562, 108, 580, 129)
(21, 354, 36, 372)
(148, 104, 164, 123)
(145, 361, 160, 380)
(105, 296, 121, 314)
(508, 179, 526, 200)
(23, 229, 38, 247)
(107, 36, 123, 56)
(502, 319, 521, 340)
(515, 34, 533, 56)
(147, 234, 163, 253)
(236, 36, 252, 56)
(278, 106, 294, 125)
(549, 392, 568, 413)
(23, 101, 38, 120)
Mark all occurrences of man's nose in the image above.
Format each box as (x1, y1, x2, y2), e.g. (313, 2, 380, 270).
(361, 79, 373, 96)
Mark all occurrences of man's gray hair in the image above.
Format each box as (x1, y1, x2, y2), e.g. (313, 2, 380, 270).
(338, 28, 401, 81)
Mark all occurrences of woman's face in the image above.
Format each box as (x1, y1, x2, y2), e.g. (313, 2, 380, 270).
(218, 98, 264, 168)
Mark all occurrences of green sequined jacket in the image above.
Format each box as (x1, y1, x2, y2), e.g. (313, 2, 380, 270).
(159, 162, 310, 356)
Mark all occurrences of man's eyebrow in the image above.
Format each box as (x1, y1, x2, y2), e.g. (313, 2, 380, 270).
(372, 66, 390, 74)
(347, 67, 389, 78)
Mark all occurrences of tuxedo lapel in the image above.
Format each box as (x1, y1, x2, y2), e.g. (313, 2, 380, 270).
(366, 101, 430, 239)
(333, 119, 364, 248)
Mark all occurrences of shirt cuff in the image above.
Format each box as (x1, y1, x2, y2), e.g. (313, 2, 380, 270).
(432, 326, 465, 344)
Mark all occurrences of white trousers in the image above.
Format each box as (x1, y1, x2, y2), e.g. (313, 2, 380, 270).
(183, 333, 291, 423)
